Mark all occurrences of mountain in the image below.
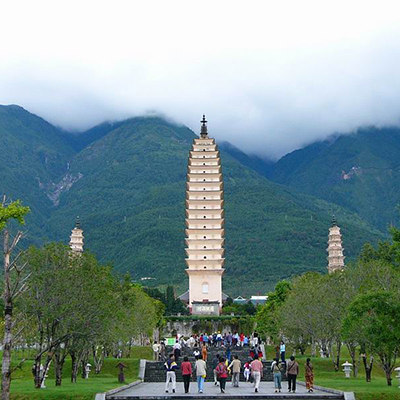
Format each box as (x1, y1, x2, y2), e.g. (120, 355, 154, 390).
(45, 119, 383, 295)
(266, 127, 400, 232)
(0, 106, 385, 295)
(0, 105, 75, 241)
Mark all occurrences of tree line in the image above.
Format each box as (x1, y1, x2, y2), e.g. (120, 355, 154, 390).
(0, 198, 163, 400)
(256, 225, 400, 386)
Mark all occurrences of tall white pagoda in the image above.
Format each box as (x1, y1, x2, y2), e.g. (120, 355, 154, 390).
(69, 216, 84, 253)
(327, 216, 345, 273)
(185, 116, 225, 315)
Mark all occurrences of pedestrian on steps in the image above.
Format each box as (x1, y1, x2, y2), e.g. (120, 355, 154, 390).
(212, 353, 220, 386)
(173, 340, 181, 363)
(195, 355, 207, 394)
(201, 344, 208, 362)
(164, 354, 178, 394)
(286, 355, 299, 393)
(228, 355, 241, 387)
(215, 357, 228, 393)
(181, 356, 192, 394)
(250, 354, 263, 393)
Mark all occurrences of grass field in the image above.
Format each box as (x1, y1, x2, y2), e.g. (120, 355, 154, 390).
(7, 345, 400, 399)
(264, 346, 400, 400)
(9, 347, 152, 400)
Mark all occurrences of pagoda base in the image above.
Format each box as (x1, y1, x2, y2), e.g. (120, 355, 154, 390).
(191, 301, 220, 316)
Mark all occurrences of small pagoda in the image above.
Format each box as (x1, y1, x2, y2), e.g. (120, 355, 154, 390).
(184, 115, 225, 315)
(69, 216, 84, 253)
(327, 215, 345, 273)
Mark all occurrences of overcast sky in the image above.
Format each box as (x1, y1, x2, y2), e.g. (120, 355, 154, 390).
(1, 1, 400, 159)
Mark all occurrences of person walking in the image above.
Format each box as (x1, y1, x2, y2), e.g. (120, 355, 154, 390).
(164, 354, 178, 393)
(305, 358, 314, 393)
(286, 355, 299, 393)
(152, 341, 160, 361)
(181, 356, 192, 394)
(250, 355, 263, 393)
(201, 344, 208, 362)
(215, 357, 228, 393)
(159, 341, 166, 362)
(195, 355, 207, 394)
(243, 360, 251, 382)
(271, 357, 282, 393)
(280, 341, 286, 363)
(226, 344, 231, 363)
(173, 340, 181, 362)
(228, 355, 241, 387)
(212, 353, 220, 386)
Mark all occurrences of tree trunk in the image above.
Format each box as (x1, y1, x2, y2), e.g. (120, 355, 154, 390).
(1, 231, 11, 400)
(54, 350, 67, 386)
(385, 369, 392, 386)
(311, 341, 316, 357)
(1, 302, 12, 400)
(362, 354, 373, 382)
(333, 340, 341, 372)
(70, 352, 79, 383)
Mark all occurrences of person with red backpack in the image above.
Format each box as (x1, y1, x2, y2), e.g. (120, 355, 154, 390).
(215, 357, 228, 393)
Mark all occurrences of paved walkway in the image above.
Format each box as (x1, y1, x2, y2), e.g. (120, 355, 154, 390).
(108, 381, 342, 399)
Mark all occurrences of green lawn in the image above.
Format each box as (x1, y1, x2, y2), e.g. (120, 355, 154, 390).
(9, 347, 152, 400)
(265, 346, 400, 400)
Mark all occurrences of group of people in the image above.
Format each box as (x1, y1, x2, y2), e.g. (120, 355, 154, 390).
(271, 342, 315, 394)
(184, 331, 259, 348)
(164, 351, 265, 394)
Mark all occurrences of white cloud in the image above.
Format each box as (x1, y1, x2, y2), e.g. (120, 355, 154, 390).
(1, 0, 400, 159)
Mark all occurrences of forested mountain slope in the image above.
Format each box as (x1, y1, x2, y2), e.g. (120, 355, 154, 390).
(0, 106, 385, 295)
(267, 127, 400, 232)
(47, 118, 383, 295)
(0, 105, 75, 241)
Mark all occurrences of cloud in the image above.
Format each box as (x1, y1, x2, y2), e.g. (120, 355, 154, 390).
(1, 0, 400, 159)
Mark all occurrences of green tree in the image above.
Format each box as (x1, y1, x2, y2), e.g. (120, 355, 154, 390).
(343, 291, 400, 386)
(256, 280, 291, 343)
(0, 198, 30, 400)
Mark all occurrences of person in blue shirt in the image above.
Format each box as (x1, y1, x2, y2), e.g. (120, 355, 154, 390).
(280, 341, 286, 363)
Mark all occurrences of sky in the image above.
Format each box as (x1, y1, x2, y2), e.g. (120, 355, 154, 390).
(1, 1, 400, 159)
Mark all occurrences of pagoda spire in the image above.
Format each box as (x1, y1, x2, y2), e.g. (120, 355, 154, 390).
(69, 216, 84, 253)
(200, 114, 208, 138)
(327, 217, 345, 273)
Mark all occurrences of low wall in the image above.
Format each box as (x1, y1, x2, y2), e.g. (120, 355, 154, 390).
(162, 316, 255, 337)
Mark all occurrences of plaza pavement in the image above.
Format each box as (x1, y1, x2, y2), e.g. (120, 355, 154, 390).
(107, 381, 344, 399)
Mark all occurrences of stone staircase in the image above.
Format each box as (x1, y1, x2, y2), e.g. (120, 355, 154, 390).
(144, 345, 286, 382)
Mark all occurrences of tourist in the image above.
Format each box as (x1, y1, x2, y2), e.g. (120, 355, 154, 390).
(226, 344, 231, 362)
(199, 334, 204, 346)
(239, 333, 245, 347)
(228, 355, 241, 387)
(201, 344, 208, 362)
(164, 354, 178, 393)
(249, 346, 256, 359)
(280, 341, 286, 363)
(216, 331, 222, 347)
(181, 356, 192, 394)
(187, 335, 196, 348)
(208, 333, 213, 347)
(227, 332, 232, 346)
(305, 358, 314, 393)
(271, 357, 282, 393)
(203, 333, 209, 346)
(212, 353, 220, 386)
(152, 341, 160, 361)
(243, 359, 251, 382)
(193, 344, 201, 358)
(159, 341, 166, 362)
(173, 340, 181, 362)
(250, 354, 263, 393)
(253, 332, 259, 346)
(243, 335, 249, 347)
(215, 357, 228, 393)
(234, 332, 240, 346)
(195, 355, 207, 394)
(286, 355, 299, 393)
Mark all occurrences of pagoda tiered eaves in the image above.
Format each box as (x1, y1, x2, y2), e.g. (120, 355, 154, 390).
(185, 117, 225, 313)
